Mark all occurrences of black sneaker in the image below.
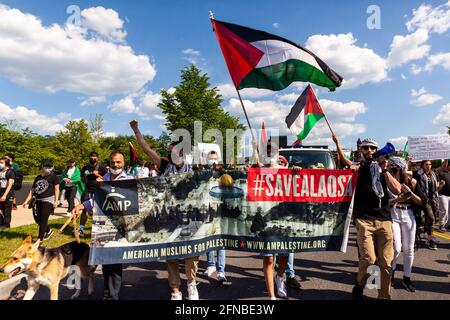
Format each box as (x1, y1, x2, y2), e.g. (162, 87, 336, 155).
(352, 283, 364, 300)
(428, 240, 437, 250)
(286, 276, 302, 290)
(402, 277, 416, 293)
(57, 203, 63, 208)
(103, 290, 113, 300)
(43, 229, 54, 240)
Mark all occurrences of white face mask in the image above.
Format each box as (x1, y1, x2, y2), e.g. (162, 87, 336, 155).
(0, 163, 4, 170)
(110, 168, 123, 175)
(43, 168, 53, 175)
(207, 159, 218, 166)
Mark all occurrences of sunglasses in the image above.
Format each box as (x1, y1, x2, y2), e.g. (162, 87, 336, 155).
(362, 146, 377, 151)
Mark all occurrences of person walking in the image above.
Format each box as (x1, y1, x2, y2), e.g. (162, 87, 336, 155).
(72, 151, 133, 300)
(131, 120, 199, 301)
(437, 160, 449, 232)
(60, 158, 85, 216)
(22, 161, 60, 241)
(334, 136, 402, 300)
(0, 157, 15, 230)
(79, 152, 108, 237)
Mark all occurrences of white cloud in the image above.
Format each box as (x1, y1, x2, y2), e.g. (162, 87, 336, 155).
(410, 88, 443, 106)
(0, 5, 155, 96)
(136, 91, 163, 120)
(103, 131, 117, 138)
(388, 136, 408, 149)
(401, 73, 407, 80)
(423, 52, 450, 72)
(81, 6, 127, 42)
(224, 96, 366, 146)
(319, 99, 367, 122)
(109, 90, 164, 120)
(0, 101, 67, 133)
(109, 96, 137, 114)
(411, 87, 427, 97)
(406, 1, 450, 34)
(217, 83, 274, 99)
(277, 93, 300, 104)
(182, 48, 201, 65)
(410, 64, 423, 75)
(272, 22, 280, 29)
(387, 29, 430, 68)
(80, 96, 107, 106)
(433, 103, 450, 125)
(305, 33, 388, 89)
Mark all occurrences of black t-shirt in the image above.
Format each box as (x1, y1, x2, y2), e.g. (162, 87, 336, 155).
(0, 169, 15, 199)
(81, 163, 107, 193)
(32, 174, 59, 199)
(439, 172, 450, 197)
(353, 161, 390, 221)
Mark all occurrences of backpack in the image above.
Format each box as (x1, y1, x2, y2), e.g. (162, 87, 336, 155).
(12, 170, 23, 191)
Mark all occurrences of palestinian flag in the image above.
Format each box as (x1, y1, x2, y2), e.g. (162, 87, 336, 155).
(129, 142, 139, 166)
(285, 85, 325, 141)
(260, 121, 268, 146)
(211, 19, 343, 92)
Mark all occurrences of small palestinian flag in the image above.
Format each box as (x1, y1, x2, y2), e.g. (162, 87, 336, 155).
(285, 85, 325, 141)
(129, 142, 139, 166)
(211, 19, 342, 92)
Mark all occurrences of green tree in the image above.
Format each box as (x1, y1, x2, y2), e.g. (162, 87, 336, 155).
(53, 120, 97, 171)
(158, 64, 245, 160)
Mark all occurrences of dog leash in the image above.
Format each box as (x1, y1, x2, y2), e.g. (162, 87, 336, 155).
(43, 210, 81, 249)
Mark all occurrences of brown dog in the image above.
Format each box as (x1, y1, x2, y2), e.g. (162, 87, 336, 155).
(1, 236, 96, 300)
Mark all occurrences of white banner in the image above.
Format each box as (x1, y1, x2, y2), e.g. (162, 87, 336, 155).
(408, 134, 450, 161)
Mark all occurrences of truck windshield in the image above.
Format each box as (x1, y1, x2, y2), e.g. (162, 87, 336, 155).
(279, 150, 336, 169)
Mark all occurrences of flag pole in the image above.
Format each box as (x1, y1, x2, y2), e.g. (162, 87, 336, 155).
(236, 89, 257, 142)
(323, 113, 335, 137)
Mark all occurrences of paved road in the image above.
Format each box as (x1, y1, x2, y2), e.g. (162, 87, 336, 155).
(6, 228, 450, 300)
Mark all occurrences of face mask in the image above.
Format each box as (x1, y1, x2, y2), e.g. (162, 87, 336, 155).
(110, 168, 123, 175)
(0, 163, 4, 170)
(89, 159, 97, 165)
(208, 160, 218, 166)
(43, 168, 53, 175)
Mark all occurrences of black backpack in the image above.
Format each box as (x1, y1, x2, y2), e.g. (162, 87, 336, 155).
(12, 170, 23, 191)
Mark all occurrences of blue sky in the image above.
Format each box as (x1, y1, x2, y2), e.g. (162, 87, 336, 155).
(0, 0, 449, 150)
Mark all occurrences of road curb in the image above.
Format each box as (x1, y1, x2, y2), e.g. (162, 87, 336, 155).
(0, 274, 27, 300)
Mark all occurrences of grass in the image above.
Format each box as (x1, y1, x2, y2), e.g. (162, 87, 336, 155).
(23, 176, 35, 184)
(0, 218, 91, 282)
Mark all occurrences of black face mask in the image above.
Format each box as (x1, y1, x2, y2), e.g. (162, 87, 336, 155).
(89, 159, 97, 165)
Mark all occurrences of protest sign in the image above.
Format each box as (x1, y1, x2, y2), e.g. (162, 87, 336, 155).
(408, 134, 450, 161)
(89, 169, 357, 265)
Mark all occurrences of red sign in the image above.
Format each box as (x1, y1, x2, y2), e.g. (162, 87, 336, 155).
(247, 169, 358, 203)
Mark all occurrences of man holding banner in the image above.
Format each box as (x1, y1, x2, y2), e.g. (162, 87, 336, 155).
(335, 136, 402, 300)
(130, 120, 199, 301)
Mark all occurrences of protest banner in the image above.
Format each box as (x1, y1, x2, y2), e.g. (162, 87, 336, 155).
(89, 169, 358, 265)
(408, 134, 450, 161)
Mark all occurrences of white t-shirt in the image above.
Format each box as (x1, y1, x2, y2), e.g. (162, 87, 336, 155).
(66, 167, 75, 187)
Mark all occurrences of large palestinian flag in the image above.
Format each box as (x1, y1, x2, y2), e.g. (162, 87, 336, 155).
(211, 19, 343, 92)
(285, 85, 325, 141)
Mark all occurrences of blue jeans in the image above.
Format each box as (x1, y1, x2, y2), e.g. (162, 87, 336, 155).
(274, 253, 295, 278)
(207, 250, 226, 273)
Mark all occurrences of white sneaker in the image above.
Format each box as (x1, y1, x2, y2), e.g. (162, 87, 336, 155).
(204, 266, 216, 277)
(217, 272, 227, 283)
(275, 275, 288, 298)
(270, 296, 278, 300)
(187, 281, 199, 300)
(66, 212, 72, 217)
(171, 292, 182, 300)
